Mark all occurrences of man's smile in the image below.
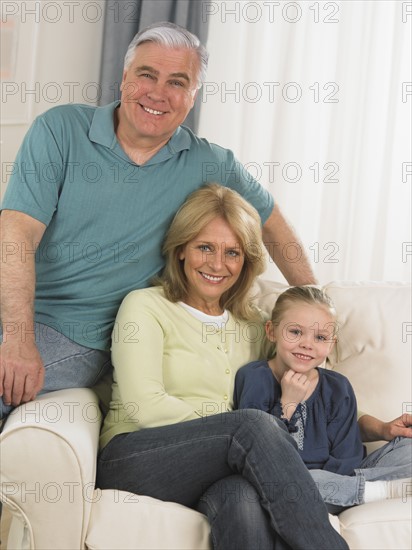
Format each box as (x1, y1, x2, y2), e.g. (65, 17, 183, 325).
(141, 104, 166, 116)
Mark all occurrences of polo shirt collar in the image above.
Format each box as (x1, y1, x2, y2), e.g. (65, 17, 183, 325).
(89, 101, 191, 165)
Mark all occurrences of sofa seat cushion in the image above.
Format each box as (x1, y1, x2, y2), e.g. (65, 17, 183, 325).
(84, 489, 341, 549)
(85, 490, 211, 549)
(338, 499, 411, 549)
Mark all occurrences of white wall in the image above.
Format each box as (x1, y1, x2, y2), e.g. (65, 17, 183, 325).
(1, 0, 106, 197)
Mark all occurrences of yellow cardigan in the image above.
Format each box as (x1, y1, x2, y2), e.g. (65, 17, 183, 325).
(100, 286, 266, 448)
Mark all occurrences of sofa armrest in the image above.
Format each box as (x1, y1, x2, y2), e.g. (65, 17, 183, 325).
(0, 388, 101, 549)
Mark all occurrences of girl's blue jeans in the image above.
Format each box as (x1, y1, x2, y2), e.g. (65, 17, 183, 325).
(310, 436, 412, 510)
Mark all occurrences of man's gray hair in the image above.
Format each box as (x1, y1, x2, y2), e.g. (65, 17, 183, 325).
(124, 21, 208, 89)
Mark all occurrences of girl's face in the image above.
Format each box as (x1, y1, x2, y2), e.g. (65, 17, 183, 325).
(266, 302, 336, 376)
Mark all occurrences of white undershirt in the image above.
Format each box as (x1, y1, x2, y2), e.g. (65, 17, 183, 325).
(178, 302, 229, 329)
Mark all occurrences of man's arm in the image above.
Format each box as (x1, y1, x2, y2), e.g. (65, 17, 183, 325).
(358, 413, 412, 442)
(0, 210, 47, 406)
(262, 204, 317, 285)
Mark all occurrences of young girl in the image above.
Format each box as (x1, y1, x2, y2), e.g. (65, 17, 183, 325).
(234, 286, 411, 510)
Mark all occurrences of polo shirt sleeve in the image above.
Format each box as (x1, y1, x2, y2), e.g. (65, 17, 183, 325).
(1, 114, 64, 226)
(206, 145, 275, 226)
(229, 156, 274, 225)
(111, 290, 200, 430)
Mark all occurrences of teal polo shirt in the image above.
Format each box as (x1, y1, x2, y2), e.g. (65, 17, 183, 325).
(2, 101, 274, 350)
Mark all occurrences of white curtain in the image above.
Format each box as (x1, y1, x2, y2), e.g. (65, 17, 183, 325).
(198, 0, 411, 284)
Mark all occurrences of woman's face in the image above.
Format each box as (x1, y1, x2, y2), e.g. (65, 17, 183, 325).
(179, 216, 245, 315)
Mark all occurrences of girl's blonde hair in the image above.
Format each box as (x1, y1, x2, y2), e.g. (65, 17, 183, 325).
(158, 183, 266, 320)
(270, 286, 337, 326)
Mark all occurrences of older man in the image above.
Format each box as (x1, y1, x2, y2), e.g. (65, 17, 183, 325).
(1, 22, 316, 415)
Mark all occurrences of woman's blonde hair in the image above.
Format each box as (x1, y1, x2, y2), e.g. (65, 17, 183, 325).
(158, 184, 266, 320)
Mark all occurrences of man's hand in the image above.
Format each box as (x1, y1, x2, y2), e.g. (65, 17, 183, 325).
(1, 210, 47, 407)
(280, 370, 309, 419)
(0, 339, 44, 406)
(381, 414, 412, 441)
(358, 413, 412, 442)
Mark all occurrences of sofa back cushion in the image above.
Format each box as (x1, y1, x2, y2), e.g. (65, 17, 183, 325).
(324, 281, 411, 423)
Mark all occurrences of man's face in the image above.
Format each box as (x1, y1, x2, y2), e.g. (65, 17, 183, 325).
(118, 42, 200, 144)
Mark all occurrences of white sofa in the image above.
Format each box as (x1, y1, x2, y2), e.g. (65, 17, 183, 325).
(1, 280, 411, 549)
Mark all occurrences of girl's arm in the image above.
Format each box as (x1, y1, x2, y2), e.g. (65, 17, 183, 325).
(322, 375, 365, 475)
(234, 363, 276, 413)
(234, 365, 301, 433)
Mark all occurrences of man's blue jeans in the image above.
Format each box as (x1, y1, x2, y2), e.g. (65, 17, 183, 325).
(310, 436, 412, 509)
(0, 322, 112, 419)
(97, 411, 348, 550)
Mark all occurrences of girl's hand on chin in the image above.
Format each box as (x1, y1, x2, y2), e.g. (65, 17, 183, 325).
(280, 369, 309, 411)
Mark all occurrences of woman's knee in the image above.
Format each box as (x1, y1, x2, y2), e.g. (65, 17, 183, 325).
(234, 409, 292, 446)
(235, 408, 285, 429)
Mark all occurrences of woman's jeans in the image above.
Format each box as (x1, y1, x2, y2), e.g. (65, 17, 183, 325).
(0, 322, 112, 419)
(97, 411, 348, 550)
(310, 436, 412, 509)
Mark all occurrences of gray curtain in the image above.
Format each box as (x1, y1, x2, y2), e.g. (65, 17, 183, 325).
(99, 0, 209, 131)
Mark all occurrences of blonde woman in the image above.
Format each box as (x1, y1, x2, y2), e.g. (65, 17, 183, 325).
(97, 184, 348, 550)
